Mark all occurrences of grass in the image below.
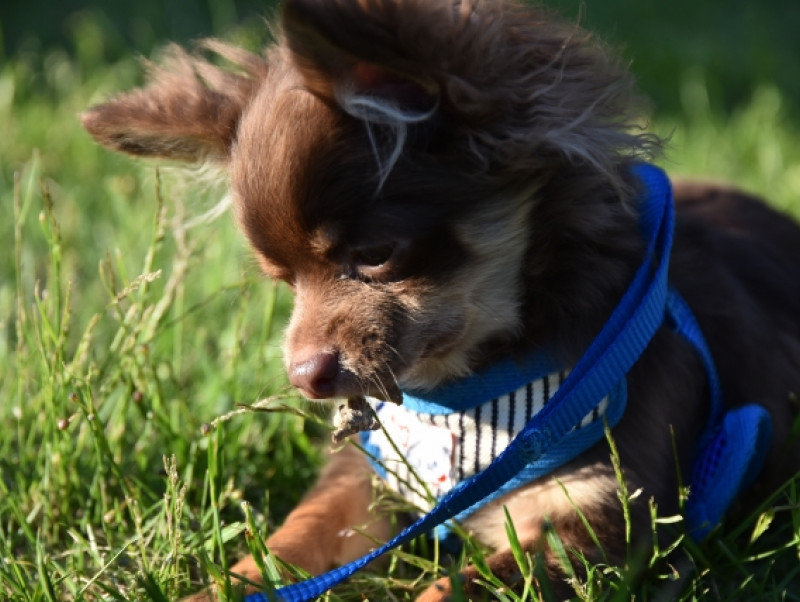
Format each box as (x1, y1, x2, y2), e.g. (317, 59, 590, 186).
(2, 3, 800, 601)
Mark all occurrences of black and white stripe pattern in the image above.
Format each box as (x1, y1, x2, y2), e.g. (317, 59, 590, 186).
(366, 370, 610, 510)
(421, 370, 608, 482)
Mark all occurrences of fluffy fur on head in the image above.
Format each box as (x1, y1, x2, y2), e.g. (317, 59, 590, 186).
(83, 1, 800, 600)
(83, 0, 661, 393)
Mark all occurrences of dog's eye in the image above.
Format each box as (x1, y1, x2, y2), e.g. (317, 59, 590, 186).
(352, 243, 396, 268)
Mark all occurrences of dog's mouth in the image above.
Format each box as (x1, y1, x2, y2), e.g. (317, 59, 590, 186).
(288, 351, 403, 404)
(286, 306, 475, 407)
(349, 375, 403, 405)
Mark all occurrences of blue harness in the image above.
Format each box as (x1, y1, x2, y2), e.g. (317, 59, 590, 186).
(246, 164, 772, 602)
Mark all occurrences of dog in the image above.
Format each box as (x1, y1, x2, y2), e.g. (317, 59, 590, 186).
(81, 0, 800, 599)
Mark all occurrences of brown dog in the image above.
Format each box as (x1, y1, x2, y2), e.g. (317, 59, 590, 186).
(82, 0, 800, 599)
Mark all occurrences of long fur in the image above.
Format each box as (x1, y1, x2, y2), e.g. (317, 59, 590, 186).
(81, 1, 800, 600)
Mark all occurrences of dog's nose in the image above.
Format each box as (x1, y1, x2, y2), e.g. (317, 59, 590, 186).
(289, 351, 340, 399)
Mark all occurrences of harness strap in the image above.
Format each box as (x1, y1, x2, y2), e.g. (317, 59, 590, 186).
(665, 290, 724, 435)
(665, 284, 772, 538)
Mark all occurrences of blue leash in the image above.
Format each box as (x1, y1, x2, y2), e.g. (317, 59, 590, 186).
(244, 164, 771, 601)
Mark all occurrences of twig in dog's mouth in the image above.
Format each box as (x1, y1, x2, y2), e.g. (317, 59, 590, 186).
(331, 396, 381, 443)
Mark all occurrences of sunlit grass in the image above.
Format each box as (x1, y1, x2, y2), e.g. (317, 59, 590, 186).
(2, 13, 800, 600)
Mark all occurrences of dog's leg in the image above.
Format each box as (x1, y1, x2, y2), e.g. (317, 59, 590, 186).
(416, 529, 613, 602)
(262, 443, 392, 573)
(185, 443, 390, 601)
(416, 545, 537, 602)
(416, 464, 646, 602)
(416, 538, 594, 601)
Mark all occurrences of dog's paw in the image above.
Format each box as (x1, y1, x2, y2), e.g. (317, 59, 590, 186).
(416, 577, 455, 602)
(416, 573, 472, 602)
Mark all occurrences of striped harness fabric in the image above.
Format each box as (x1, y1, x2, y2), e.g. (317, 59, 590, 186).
(361, 369, 618, 516)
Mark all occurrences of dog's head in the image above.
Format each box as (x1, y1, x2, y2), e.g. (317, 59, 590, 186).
(82, 0, 655, 402)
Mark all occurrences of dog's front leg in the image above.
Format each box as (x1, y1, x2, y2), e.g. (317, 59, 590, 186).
(263, 442, 391, 574)
(417, 531, 610, 602)
(415, 465, 643, 602)
(417, 541, 586, 602)
(416, 545, 537, 602)
(185, 442, 390, 601)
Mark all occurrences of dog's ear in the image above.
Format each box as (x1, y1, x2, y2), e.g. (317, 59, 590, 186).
(81, 41, 267, 163)
(281, 0, 446, 121)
